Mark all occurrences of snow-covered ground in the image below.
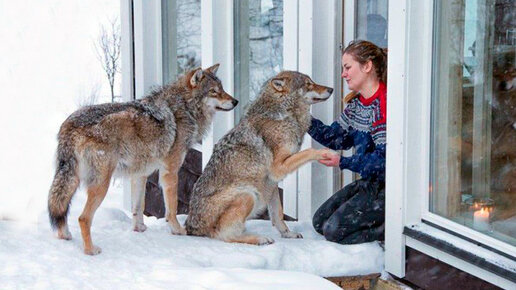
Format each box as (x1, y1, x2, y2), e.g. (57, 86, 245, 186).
(0, 180, 383, 289)
(0, 2, 384, 288)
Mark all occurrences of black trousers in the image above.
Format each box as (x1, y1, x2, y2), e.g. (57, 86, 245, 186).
(312, 179, 385, 244)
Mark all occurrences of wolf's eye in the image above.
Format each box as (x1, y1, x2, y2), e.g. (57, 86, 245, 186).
(209, 88, 217, 95)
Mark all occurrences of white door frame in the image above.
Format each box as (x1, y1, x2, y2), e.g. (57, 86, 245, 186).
(200, 0, 235, 169)
(384, 0, 410, 278)
(121, 0, 163, 210)
(384, 1, 516, 287)
(281, 0, 300, 219)
(121, 0, 164, 101)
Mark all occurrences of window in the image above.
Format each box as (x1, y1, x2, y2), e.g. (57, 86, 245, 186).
(162, 0, 201, 84)
(355, 0, 388, 48)
(430, 0, 515, 246)
(234, 0, 283, 122)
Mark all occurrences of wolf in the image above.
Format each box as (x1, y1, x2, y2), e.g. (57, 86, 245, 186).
(185, 71, 337, 245)
(48, 64, 237, 255)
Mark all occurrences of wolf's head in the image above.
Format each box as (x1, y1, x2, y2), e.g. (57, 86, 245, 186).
(184, 64, 238, 112)
(245, 71, 333, 122)
(265, 71, 333, 106)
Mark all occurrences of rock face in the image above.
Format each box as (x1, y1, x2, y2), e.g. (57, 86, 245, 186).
(175, 0, 284, 100)
(248, 0, 284, 101)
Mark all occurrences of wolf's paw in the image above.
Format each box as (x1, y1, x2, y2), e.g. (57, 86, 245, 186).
(132, 223, 147, 233)
(281, 231, 303, 239)
(257, 236, 275, 245)
(84, 245, 102, 256)
(170, 225, 187, 235)
(57, 229, 72, 240)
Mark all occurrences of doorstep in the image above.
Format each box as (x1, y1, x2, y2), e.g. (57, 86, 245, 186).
(326, 273, 380, 289)
(326, 273, 413, 290)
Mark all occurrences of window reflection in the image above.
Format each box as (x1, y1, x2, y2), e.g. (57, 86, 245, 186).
(234, 0, 283, 122)
(356, 0, 388, 48)
(431, 0, 515, 246)
(162, 0, 201, 84)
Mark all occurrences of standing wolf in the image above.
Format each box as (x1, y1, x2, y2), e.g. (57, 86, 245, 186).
(185, 71, 336, 245)
(48, 64, 237, 255)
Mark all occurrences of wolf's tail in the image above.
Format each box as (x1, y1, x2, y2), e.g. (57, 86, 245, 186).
(48, 138, 79, 230)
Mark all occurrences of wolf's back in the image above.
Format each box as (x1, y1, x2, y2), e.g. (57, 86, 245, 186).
(66, 101, 165, 128)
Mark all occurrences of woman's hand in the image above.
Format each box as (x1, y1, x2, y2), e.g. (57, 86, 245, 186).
(317, 149, 340, 167)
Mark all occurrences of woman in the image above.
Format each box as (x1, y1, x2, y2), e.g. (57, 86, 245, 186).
(309, 40, 387, 244)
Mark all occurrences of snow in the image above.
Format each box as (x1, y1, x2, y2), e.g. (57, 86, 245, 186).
(0, 1, 384, 288)
(0, 0, 120, 223)
(0, 180, 383, 289)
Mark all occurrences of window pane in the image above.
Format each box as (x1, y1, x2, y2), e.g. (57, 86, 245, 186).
(430, 0, 516, 246)
(234, 0, 283, 122)
(355, 0, 388, 48)
(162, 0, 201, 84)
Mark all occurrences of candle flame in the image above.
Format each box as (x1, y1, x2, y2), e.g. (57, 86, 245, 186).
(475, 207, 490, 217)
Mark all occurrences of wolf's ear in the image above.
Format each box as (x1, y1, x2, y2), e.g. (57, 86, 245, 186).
(205, 63, 220, 75)
(271, 78, 286, 92)
(190, 68, 204, 87)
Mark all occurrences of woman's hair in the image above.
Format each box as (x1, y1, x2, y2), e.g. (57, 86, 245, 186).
(343, 40, 388, 84)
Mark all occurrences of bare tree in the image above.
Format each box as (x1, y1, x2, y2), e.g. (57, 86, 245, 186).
(94, 17, 121, 103)
(76, 82, 101, 108)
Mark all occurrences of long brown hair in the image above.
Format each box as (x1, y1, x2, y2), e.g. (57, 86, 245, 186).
(343, 40, 388, 84)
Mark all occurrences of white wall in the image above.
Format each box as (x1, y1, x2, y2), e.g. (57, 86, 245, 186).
(0, 0, 120, 222)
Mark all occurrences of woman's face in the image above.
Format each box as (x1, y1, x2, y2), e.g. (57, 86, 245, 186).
(341, 53, 372, 92)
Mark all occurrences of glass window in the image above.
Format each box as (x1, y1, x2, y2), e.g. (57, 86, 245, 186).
(234, 0, 283, 122)
(430, 0, 515, 246)
(355, 0, 388, 48)
(347, 0, 388, 183)
(162, 0, 201, 84)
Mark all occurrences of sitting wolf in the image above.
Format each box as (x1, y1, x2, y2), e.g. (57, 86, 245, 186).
(48, 64, 237, 255)
(185, 71, 337, 245)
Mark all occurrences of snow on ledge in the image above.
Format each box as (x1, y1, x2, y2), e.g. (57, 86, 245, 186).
(0, 208, 383, 289)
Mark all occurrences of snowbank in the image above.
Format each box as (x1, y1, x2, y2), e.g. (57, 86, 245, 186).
(0, 182, 383, 289)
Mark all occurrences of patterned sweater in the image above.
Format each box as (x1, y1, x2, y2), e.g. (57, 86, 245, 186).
(308, 82, 386, 181)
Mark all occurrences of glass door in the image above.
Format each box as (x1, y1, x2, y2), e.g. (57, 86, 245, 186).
(234, 0, 284, 123)
(162, 0, 202, 84)
(430, 0, 516, 246)
(341, 0, 389, 186)
(355, 0, 388, 48)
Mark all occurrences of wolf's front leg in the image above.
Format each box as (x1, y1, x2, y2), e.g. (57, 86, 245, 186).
(161, 152, 187, 235)
(131, 175, 148, 232)
(267, 186, 303, 239)
(270, 148, 334, 182)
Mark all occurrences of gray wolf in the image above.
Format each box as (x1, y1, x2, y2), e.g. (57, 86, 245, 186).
(48, 64, 237, 255)
(185, 71, 336, 245)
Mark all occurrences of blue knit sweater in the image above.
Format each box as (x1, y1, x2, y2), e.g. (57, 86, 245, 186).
(308, 82, 386, 181)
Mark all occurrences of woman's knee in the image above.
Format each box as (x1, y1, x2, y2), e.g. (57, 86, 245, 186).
(322, 221, 348, 243)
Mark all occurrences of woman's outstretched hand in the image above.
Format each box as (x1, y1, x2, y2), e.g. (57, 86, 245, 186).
(317, 150, 340, 167)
